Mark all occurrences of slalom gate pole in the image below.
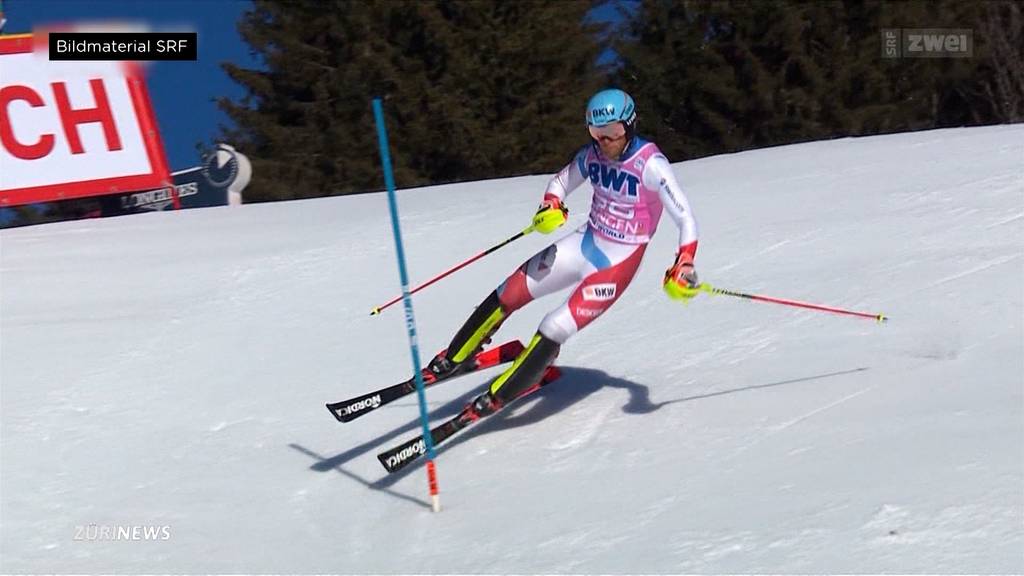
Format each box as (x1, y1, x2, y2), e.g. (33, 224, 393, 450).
(700, 283, 888, 323)
(372, 98, 441, 512)
(370, 225, 534, 316)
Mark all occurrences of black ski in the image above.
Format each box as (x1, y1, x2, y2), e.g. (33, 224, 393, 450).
(377, 366, 562, 473)
(325, 340, 525, 423)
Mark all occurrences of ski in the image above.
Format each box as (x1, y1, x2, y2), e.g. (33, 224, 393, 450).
(325, 340, 525, 423)
(377, 366, 562, 474)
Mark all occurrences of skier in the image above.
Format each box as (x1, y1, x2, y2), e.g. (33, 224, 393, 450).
(427, 88, 701, 417)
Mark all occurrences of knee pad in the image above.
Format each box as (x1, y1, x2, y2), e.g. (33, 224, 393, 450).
(538, 307, 578, 345)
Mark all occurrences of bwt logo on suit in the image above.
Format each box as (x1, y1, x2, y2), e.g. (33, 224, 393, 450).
(882, 28, 973, 59)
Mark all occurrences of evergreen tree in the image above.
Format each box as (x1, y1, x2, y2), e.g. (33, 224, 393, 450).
(219, 0, 609, 202)
(613, 0, 1012, 162)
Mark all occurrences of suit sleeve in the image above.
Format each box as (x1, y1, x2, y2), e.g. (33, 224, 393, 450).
(644, 154, 699, 258)
(543, 147, 590, 203)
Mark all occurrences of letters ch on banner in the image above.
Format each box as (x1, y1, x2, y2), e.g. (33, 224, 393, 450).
(0, 34, 171, 207)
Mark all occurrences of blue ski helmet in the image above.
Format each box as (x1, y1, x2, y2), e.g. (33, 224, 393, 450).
(585, 88, 637, 141)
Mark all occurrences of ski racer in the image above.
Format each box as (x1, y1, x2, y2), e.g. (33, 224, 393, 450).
(428, 88, 701, 417)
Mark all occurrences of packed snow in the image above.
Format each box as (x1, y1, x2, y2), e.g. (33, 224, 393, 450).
(2, 125, 1022, 573)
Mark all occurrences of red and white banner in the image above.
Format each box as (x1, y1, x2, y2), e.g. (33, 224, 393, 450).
(0, 34, 171, 206)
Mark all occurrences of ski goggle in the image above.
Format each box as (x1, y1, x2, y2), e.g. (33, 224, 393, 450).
(588, 122, 626, 142)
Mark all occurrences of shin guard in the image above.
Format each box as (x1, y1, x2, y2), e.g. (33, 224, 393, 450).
(488, 332, 561, 405)
(444, 291, 508, 366)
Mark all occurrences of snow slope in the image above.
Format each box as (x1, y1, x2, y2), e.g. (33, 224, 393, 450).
(2, 125, 1022, 573)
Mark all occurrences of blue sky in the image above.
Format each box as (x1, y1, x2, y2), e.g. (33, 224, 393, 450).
(4, 0, 259, 170)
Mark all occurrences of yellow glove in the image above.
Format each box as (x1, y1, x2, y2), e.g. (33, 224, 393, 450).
(663, 251, 702, 301)
(532, 197, 568, 234)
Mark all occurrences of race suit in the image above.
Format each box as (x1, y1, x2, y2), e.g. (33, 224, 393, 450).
(496, 137, 699, 343)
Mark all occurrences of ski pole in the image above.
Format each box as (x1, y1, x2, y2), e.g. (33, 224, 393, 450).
(370, 225, 535, 316)
(698, 283, 888, 323)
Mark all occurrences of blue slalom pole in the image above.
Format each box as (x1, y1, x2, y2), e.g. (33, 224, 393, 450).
(372, 98, 441, 512)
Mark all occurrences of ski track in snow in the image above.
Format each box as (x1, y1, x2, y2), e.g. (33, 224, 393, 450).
(987, 212, 1023, 228)
(721, 384, 878, 463)
(912, 253, 1021, 294)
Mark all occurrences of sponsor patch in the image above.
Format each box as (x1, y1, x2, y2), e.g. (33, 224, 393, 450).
(582, 283, 617, 302)
(575, 307, 604, 319)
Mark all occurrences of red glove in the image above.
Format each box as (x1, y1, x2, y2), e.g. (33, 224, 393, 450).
(663, 248, 700, 301)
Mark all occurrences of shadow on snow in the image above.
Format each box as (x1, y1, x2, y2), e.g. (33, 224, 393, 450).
(289, 365, 867, 509)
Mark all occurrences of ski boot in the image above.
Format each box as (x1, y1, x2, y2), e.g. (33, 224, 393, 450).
(464, 331, 560, 419)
